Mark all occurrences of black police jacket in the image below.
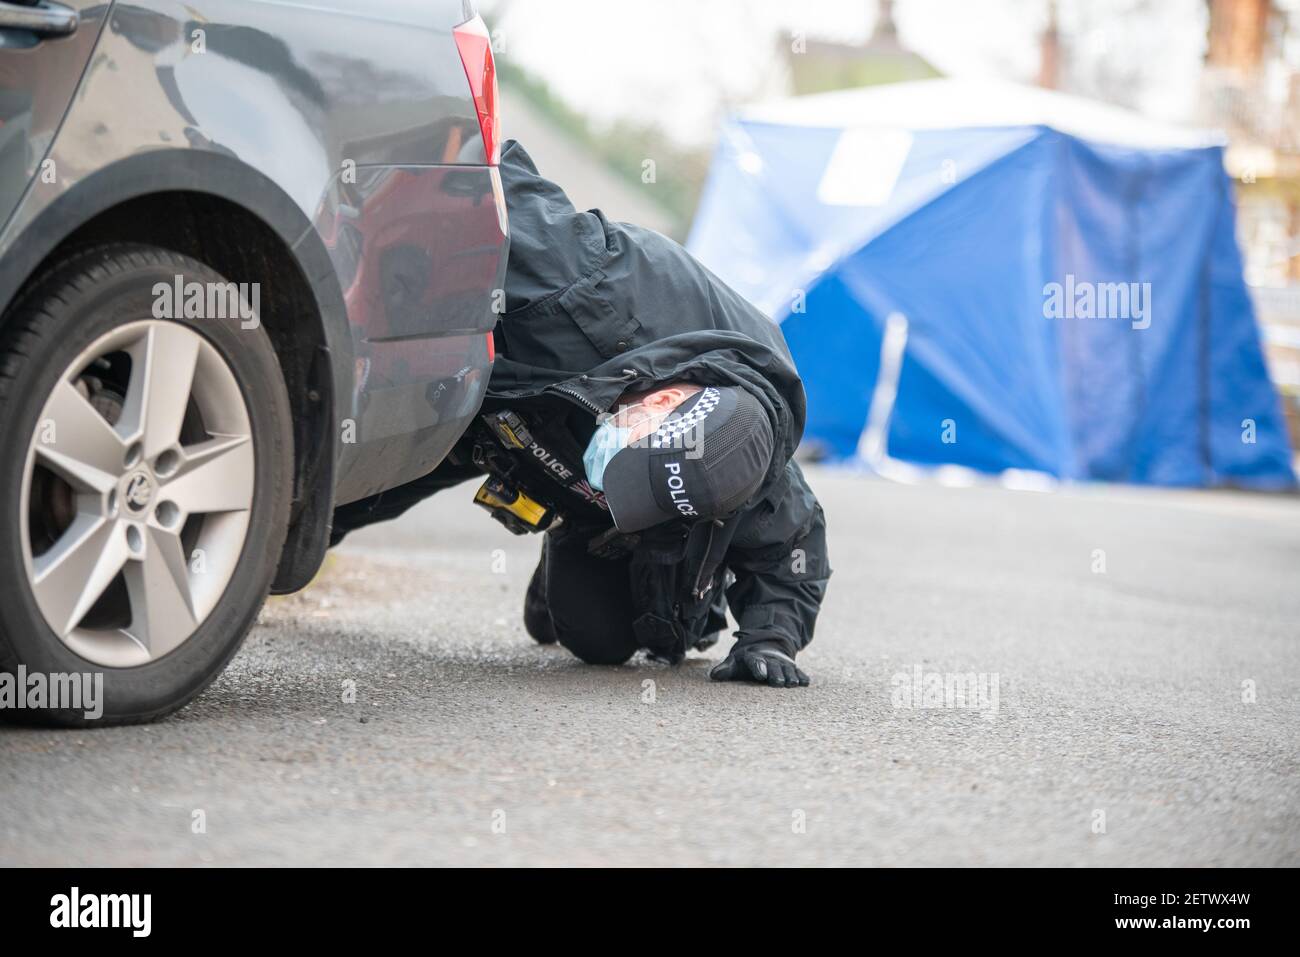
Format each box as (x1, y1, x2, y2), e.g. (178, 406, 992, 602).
(487, 140, 830, 661)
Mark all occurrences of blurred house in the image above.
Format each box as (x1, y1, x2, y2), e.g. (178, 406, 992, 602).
(783, 0, 940, 96)
(1198, 0, 1300, 453)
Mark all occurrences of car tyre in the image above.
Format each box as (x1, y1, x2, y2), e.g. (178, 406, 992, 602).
(0, 244, 293, 726)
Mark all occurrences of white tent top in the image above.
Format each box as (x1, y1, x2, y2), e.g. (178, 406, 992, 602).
(740, 78, 1223, 150)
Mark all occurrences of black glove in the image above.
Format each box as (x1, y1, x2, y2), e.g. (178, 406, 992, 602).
(709, 640, 809, 688)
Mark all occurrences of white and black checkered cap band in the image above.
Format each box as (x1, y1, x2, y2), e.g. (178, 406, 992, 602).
(602, 385, 772, 532)
(649, 386, 721, 449)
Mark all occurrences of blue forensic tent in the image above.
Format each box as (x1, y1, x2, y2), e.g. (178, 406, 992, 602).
(688, 79, 1296, 488)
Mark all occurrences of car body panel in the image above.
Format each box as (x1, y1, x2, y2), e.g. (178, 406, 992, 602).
(318, 162, 504, 500)
(0, 0, 506, 510)
(0, 0, 109, 231)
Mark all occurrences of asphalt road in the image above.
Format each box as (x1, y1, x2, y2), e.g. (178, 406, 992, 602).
(3, 467, 1298, 866)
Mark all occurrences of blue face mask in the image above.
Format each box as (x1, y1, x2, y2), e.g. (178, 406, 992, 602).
(583, 414, 635, 491)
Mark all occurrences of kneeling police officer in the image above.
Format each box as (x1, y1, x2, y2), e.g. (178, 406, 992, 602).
(332, 141, 830, 688)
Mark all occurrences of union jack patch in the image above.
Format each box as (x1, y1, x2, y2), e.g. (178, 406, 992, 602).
(570, 478, 610, 510)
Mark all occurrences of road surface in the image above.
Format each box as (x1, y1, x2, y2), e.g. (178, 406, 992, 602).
(3, 467, 1298, 865)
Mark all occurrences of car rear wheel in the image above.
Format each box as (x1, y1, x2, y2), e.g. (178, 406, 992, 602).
(0, 244, 293, 725)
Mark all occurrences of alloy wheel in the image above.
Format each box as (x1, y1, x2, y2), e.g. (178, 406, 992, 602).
(19, 320, 255, 667)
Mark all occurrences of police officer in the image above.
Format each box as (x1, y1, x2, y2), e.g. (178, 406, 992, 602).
(333, 141, 830, 687)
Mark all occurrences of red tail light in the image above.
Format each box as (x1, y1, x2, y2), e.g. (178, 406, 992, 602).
(454, 15, 500, 165)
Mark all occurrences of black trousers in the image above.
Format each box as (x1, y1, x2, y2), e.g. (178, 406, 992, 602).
(524, 531, 731, 664)
(333, 457, 642, 665)
(333, 457, 725, 666)
(523, 533, 640, 665)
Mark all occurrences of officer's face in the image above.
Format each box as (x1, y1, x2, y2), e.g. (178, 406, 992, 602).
(610, 383, 703, 446)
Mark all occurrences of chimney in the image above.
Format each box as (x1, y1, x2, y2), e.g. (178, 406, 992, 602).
(873, 0, 899, 44)
(1206, 0, 1272, 74)
(1037, 0, 1061, 89)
